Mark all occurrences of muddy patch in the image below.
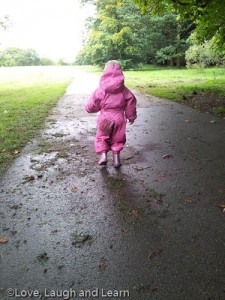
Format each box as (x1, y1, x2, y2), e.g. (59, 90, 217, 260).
(99, 169, 163, 227)
(27, 136, 96, 178)
(182, 92, 225, 116)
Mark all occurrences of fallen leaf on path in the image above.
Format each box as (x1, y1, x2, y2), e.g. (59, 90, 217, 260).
(158, 173, 168, 182)
(133, 165, 151, 171)
(133, 165, 144, 171)
(98, 258, 107, 271)
(14, 149, 20, 155)
(124, 156, 134, 160)
(217, 205, 225, 214)
(9, 204, 20, 210)
(156, 198, 163, 205)
(37, 252, 49, 262)
(185, 119, 191, 123)
(210, 120, 217, 123)
(217, 204, 225, 209)
(72, 234, 92, 246)
(162, 154, 173, 159)
(71, 186, 78, 192)
(185, 198, 193, 203)
(218, 188, 225, 194)
(151, 288, 158, 294)
(148, 249, 163, 260)
(0, 237, 8, 243)
(131, 208, 142, 218)
(23, 175, 35, 183)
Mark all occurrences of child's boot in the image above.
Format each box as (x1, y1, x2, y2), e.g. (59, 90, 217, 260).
(113, 152, 121, 168)
(98, 151, 107, 165)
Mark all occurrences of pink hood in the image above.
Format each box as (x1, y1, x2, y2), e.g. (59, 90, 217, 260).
(99, 63, 124, 94)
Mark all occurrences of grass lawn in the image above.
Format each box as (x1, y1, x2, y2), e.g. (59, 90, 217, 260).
(85, 64, 225, 100)
(86, 64, 225, 115)
(0, 66, 77, 175)
(125, 66, 225, 116)
(124, 65, 225, 101)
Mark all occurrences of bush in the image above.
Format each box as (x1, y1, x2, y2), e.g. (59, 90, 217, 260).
(155, 46, 176, 65)
(40, 57, 54, 66)
(118, 59, 142, 70)
(185, 38, 225, 68)
(0, 48, 40, 66)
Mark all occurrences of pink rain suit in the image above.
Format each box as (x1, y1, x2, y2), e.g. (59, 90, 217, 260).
(85, 62, 137, 154)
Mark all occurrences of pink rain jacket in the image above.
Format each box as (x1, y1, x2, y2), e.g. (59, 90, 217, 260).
(85, 63, 137, 154)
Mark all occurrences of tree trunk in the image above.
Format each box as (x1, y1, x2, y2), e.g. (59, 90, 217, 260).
(176, 32, 181, 68)
(176, 55, 181, 68)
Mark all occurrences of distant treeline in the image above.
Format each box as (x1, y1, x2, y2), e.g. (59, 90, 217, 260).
(0, 47, 70, 67)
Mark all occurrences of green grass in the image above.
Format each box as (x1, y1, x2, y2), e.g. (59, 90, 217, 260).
(0, 66, 77, 175)
(123, 65, 225, 100)
(84, 64, 225, 100)
(213, 106, 225, 115)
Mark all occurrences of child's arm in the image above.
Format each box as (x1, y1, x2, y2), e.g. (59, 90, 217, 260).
(85, 88, 102, 113)
(124, 88, 137, 123)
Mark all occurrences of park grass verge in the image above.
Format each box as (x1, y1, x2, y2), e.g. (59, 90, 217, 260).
(84, 64, 225, 115)
(125, 66, 225, 116)
(124, 66, 225, 100)
(0, 66, 76, 176)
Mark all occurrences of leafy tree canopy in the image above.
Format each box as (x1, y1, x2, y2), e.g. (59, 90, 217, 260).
(0, 48, 41, 67)
(130, 0, 225, 51)
(0, 15, 10, 30)
(76, 0, 191, 67)
(185, 35, 224, 68)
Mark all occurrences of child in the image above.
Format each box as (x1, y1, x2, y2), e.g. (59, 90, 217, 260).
(85, 60, 137, 168)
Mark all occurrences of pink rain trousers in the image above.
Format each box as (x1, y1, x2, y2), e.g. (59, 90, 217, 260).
(85, 63, 137, 154)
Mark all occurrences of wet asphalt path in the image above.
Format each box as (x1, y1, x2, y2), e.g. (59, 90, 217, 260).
(1, 71, 225, 300)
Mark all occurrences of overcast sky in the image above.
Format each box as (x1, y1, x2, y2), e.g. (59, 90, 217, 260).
(0, 0, 94, 62)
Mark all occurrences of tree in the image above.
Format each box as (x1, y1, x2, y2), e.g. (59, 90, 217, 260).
(0, 15, 11, 48)
(130, 0, 225, 51)
(155, 45, 176, 65)
(144, 13, 190, 66)
(76, 0, 145, 66)
(185, 36, 225, 68)
(0, 48, 40, 66)
(0, 15, 10, 30)
(40, 57, 54, 66)
(56, 58, 69, 66)
(76, 0, 190, 67)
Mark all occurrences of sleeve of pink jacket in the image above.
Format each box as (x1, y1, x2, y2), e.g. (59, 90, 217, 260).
(85, 88, 104, 113)
(124, 88, 137, 122)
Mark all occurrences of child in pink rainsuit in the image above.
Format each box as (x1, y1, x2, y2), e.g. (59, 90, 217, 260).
(85, 60, 137, 168)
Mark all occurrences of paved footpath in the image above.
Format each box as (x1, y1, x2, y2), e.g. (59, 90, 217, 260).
(1, 71, 225, 300)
